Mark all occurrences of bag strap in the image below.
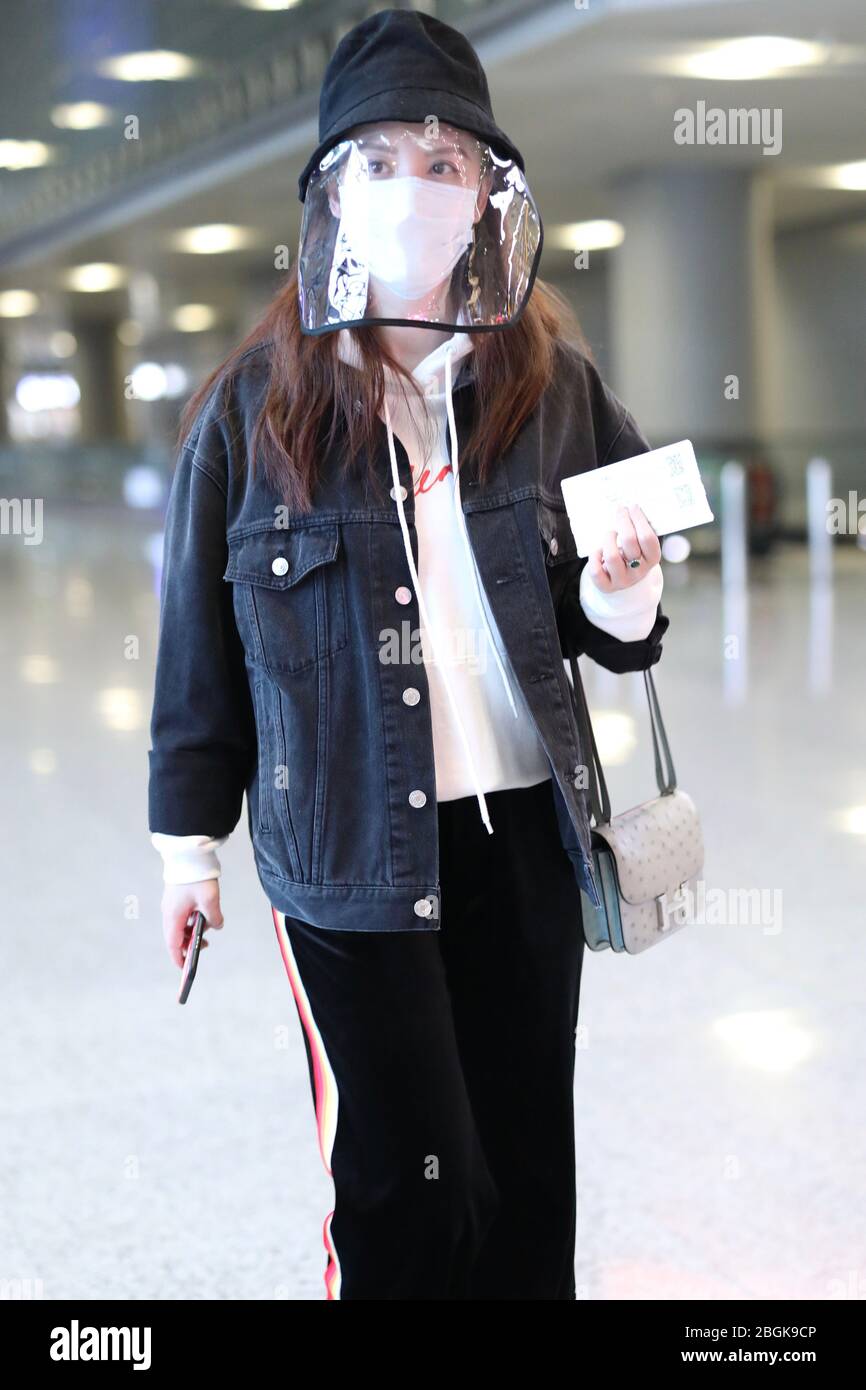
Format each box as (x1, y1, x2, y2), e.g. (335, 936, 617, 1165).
(567, 657, 677, 827)
(568, 654, 611, 826)
(643, 667, 676, 795)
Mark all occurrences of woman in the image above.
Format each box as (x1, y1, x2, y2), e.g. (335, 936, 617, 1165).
(148, 8, 668, 1300)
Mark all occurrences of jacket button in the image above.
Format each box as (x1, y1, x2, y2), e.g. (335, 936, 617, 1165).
(395, 586, 412, 605)
(271, 556, 289, 576)
(408, 789, 427, 808)
(402, 687, 420, 706)
(413, 897, 432, 918)
(390, 485, 408, 501)
(549, 536, 559, 556)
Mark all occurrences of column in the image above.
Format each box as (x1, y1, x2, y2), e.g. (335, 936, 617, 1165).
(608, 168, 773, 444)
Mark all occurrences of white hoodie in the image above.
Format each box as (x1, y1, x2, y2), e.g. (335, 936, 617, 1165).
(152, 331, 662, 881)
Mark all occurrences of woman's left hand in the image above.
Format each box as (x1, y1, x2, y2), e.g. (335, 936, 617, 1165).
(587, 503, 661, 594)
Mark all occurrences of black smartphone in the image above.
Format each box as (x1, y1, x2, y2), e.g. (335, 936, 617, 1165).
(177, 910, 206, 1005)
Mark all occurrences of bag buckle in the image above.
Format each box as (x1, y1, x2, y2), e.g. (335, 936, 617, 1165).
(657, 882, 689, 932)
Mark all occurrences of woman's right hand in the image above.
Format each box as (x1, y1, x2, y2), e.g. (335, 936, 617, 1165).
(162, 880, 224, 969)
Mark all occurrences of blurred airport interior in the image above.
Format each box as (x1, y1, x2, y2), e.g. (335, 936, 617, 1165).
(1, 0, 864, 541)
(1, 0, 864, 1301)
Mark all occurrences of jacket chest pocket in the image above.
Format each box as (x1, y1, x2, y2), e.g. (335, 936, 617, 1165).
(224, 524, 348, 674)
(538, 499, 578, 567)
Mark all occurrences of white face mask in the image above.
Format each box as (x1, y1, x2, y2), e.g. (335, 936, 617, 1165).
(338, 175, 478, 301)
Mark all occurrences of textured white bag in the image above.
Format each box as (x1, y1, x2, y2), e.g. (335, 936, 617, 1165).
(569, 660, 704, 955)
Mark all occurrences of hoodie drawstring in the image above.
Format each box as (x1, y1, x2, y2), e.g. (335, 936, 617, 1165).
(443, 346, 519, 723)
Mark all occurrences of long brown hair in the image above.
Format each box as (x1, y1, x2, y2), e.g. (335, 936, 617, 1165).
(178, 276, 592, 514)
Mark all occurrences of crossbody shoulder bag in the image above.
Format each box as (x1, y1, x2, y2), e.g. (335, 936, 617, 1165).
(568, 658, 704, 954)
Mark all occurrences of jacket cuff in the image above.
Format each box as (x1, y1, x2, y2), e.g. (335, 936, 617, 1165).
(579, 607, 669, 673)
(560, 574, 670, 673)
(148, 749, 247, 838)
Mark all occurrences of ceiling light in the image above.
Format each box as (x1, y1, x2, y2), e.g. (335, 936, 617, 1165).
(667, 36, 827, 81)
(0, 139, 53, 169)
(15, 373, 81, 412)
(821, 160, 866, 191)
(127, 362, 187, 402)
(129, 362, 169, 402)
(51, 102, 114, 130)
(63, 262, 127, 292)
(170, 223, 256, 254)
(238, 0, 303, 9)
(172, 303, 219, 332)
(96, 50, 199, 82)
(117, 319, 144, 346)
(548, 219, 625, 252)
(0, 290, 40, 317)
(49, 330, 78, 358)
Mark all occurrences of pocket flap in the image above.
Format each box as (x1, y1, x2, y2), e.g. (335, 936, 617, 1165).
(538, 500, 577, 566)
(224, 525, 340, 590)
(592, 789, 704, 905)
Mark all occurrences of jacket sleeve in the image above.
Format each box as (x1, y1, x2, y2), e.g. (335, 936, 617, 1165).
(148, 413, 256, 838)
(555, 367, 670, 674)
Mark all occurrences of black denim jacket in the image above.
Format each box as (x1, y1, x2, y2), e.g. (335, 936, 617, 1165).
(148, 336, 668, 931)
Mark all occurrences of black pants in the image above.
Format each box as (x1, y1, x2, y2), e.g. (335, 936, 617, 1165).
(271, 775, 586, 1300)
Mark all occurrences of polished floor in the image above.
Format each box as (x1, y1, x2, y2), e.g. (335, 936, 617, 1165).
(1, 508, 864, 1300)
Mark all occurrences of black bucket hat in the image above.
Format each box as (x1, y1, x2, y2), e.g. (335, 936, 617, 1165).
(297, 7, 525, 202)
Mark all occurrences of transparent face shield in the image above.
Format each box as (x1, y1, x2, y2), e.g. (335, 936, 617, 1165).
(297, 121, 543, 334)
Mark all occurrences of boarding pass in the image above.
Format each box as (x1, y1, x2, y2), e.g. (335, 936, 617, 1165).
(560, 440, 714, 558)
